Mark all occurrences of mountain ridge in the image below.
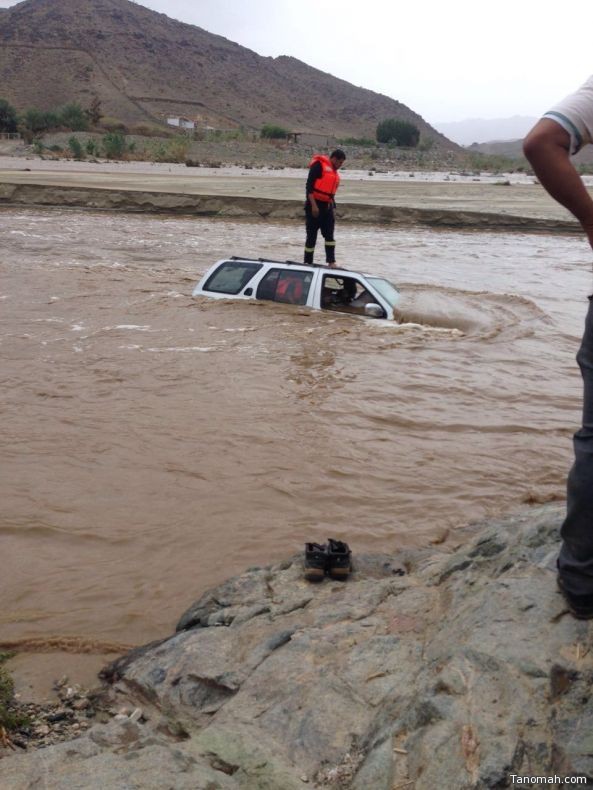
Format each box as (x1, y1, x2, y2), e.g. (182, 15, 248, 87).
(0, 0, 457, 149)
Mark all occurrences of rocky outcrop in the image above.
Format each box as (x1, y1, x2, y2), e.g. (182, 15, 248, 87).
(1, 504, 592, 789)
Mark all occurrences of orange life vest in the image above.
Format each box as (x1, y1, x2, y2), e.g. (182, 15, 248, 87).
(276, 274, 304, 304)
(309, 154, 340, 202)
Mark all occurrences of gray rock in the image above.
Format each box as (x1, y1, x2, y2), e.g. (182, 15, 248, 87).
(4, 503, 593, 789)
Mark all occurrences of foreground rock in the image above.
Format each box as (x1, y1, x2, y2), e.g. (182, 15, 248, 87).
(1, 503, 592, 789)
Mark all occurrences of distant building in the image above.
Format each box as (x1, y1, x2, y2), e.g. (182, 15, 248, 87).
(166, 116, 195, 130)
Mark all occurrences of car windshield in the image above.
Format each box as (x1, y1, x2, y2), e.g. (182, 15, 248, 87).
(367, 277, 400, 308)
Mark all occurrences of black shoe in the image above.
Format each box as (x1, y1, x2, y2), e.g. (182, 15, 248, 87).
(557, 576, 593, 620)
(304, 542, 328, 582)
(327, 539, 352, 580)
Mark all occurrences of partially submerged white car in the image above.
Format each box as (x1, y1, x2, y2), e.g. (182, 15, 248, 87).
(192, 257, 400, 320)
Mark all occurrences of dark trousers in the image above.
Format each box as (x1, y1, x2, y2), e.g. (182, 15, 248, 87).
(558, 296, 593, 594)
(304, 203, 336, 264)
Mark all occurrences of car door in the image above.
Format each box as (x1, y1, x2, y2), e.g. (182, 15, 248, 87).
(197, 260, 263, 297)
(256, 267, 315, 306)
(319, 273, 387, 318)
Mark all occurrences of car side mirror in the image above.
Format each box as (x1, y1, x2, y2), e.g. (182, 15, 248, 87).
(364, 303, 384, 318)
(244, 287, 253, 296)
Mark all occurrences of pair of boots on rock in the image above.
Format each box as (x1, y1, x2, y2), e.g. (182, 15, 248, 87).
(304, 539, 352, 582)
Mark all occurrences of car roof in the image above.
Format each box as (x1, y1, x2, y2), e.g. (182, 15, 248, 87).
(225, 255, 376, 279)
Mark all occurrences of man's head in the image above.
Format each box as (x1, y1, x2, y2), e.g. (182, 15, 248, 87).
(329, 149, 346, 170)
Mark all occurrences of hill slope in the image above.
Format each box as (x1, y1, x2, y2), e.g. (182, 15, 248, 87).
(434, 115, 538, 146)
(468, 138, 593, 165)
(0, 0, 457, 149)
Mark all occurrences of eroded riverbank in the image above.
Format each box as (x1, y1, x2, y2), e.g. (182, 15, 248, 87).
(0, 156, 587, 232)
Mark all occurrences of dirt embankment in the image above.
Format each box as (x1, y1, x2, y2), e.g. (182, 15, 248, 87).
(0, 180, 580, 235)
(0, 155, 582, 235)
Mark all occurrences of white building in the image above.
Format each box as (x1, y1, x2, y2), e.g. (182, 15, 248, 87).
(166, 117, 195, 130)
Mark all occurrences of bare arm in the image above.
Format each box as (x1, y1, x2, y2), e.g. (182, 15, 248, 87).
(523, 119, 593, 249)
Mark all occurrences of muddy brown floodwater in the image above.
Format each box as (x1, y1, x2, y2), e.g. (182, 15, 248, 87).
(1, 207, 592, 650)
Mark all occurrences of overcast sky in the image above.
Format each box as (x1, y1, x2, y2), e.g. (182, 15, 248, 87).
(2, 0, 593, 123)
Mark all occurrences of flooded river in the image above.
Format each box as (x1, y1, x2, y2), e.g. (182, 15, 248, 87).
(1, 207, 592, 648)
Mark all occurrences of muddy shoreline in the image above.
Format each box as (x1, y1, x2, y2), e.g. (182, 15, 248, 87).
(0, 154, 587, 233)
(0, 181, 582, 234)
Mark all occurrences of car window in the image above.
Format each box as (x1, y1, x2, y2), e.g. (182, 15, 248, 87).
(256, 269, 313, 306)
(367, 277, 400, 308)
(203, 261, 262, 295)
(321, 275, 385, 317)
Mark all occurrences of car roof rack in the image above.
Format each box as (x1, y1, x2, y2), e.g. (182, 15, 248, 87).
(230, 255, 316, 267)
(225, 256, 388, 281)
(229, 256, 353, 271)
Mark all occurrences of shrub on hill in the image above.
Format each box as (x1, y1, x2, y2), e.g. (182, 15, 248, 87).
(59, 103, 89, 132)
(261, 124, 289, 139)
(338, 136, 377, 147)
(68, 136, 85, 159)
(20, 102, 90, 139)
(376, 118, 420, 147)
(86, 138, 101, 157)
(146, 137, 190, 163)
(99, 117, 128, 133)
(102, 132, 128, 158)
(467, 152, 526, 174)
(22, 108, 60, 136)
(0, 99, 18, 133)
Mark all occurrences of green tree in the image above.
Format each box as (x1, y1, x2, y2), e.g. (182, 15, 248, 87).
(0, 99, 18, 133)
(376, 118, 420, 147)
(85, 138, 101, 157)
(102, 131, 127, 158)
(261, 123, 288, 139)
(68, 136, 85, 159)
(22, 108, 59, 134)
(58, 103, 89, 131)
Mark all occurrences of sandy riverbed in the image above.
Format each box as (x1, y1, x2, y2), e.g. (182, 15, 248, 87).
(0, 155, 587, 228)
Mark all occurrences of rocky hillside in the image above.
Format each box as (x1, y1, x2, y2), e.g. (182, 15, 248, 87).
(0, 0, 457, 149)
(469, 138, 593, 166)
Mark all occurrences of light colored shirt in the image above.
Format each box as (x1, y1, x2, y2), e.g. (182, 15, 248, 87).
(543, 75, 593, 155)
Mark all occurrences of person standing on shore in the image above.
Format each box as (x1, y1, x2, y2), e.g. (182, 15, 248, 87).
(523, 75, 593, 618)
(304, 149, 346, 267)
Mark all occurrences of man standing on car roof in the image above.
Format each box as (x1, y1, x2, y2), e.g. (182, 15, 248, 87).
(304, 149, 346, 268)
(523, 75, 593, 619)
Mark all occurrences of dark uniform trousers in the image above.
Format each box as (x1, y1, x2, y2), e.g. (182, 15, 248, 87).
(304, 202, 336, 265)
